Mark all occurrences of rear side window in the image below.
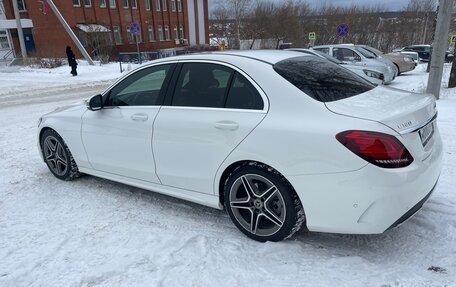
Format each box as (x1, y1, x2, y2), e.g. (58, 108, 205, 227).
(225, 72, 264, 110)
(273, 56, 375, 102)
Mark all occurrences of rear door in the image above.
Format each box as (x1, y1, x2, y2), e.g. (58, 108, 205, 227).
(152, 61, 267, 194)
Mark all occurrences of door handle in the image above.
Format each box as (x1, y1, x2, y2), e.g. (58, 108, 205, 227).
(131, 113, 148, 121)
(214, 121, 239, 131)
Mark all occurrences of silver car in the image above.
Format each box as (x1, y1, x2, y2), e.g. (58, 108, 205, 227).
(287, 48, 385, 85)
(358, 45, 416, 75)
(313, 44, 397, 84)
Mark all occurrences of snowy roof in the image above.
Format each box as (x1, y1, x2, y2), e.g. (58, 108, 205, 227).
(76, 23, 110, 33)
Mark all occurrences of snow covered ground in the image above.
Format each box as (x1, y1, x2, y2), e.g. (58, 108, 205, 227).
(0, 63, 455, 287)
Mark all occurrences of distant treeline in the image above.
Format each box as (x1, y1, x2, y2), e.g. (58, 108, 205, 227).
(210, 0, 456, 52)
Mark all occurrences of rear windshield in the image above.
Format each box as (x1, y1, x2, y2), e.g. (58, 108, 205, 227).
(273, 56, 375, 102)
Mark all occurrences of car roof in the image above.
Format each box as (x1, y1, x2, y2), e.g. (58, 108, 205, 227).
(150, 50, 309, 65)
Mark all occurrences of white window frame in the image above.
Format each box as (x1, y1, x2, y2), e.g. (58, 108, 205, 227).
(173, 25, 178, 40)
(148, 25, 155, 42)
(145, 0, 150, 10)
(100, 0, 107, 8)
(73, 0, 81, 7)
(177, 0, 181, 12)
(84, 0, 92, 7)
(164, 25, 170, 41)
(113, 26, 122, 44)
(179, 24, 184, 39)
(158, 25, 163, 41)
(170, 0, 175, 11)
(162, 0, 167, 11)
(0, 31, 11, 49)
(156, 0, 161, 11)
(109, 0, 116, 8)
(127, 26, 134, 43)
(123, 0, 129, 8)
(131, 0, 138, 8)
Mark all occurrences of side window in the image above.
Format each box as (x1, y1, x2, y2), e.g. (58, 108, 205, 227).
(172, 63, 233, 108)
(314, 47, 329, 54)
(226, 72, 264, 110)
(334, 48, 361, 62)
(106, 65, 172, 106)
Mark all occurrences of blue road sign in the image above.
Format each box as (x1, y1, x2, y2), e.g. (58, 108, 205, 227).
(336, 23, 349, 37)
(131, 22, 141, 34)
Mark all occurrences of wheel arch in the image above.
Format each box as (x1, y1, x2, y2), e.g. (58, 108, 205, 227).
(218, 160, 296, 208)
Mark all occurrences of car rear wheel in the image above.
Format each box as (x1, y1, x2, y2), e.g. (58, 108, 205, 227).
(41, 129, 81, 181)
(224, 162, 305, 242)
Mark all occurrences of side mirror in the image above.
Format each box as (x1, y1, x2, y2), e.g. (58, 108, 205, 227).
(87, 94, 103, 111)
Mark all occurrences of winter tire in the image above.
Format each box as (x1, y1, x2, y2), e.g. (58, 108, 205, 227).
(41, 129, 81, 181)
(224, 162, 305, 242)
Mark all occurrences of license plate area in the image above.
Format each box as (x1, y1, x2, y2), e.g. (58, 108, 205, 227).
(418, 120, 434, 147)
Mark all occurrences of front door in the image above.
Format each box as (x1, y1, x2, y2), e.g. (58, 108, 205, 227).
(153, 62, 267, 194)
(82, 64, 175, 183)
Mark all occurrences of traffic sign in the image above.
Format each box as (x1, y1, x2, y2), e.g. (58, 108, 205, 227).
(450, 35, 456, 43)
(131, 22, 141, 34)
(308, 32, 316, 40)
(336, 23, 349, 38)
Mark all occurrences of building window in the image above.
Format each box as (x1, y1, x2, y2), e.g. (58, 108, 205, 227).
(173, 25, 178, 40)
(170, 0, 175, 11)
(84, 0, 92, 7)
(100, 0, 106, 7)
(145, 0, 150, 10)
(73, 0, 81, 7)
(179, 24, 184, 39)
(113, 26, 122, 44)
(109, 0, 116, 8)
(164, 25, 170, 40)
(131, 0, 137, 8)
(158, 25, 163, 41)
(0, 31, 10, 49)
(136, 31, 142, 43)
(123, 0, 128, 8)
(177, 0, 181, 12)
(148, 25, 155, 41)
(162, 0, 167, 11)
(127, 26, 134, 43)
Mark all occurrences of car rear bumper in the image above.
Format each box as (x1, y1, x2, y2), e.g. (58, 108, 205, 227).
(287, 132, 443, 234)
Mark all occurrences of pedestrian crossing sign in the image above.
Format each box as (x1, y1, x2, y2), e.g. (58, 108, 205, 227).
(309, 32, 316, 41)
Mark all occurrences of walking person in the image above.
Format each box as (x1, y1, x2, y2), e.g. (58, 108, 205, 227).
(66, 46, 78, 76)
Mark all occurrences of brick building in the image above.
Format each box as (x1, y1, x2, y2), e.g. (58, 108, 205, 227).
(0, 0, 209, 60)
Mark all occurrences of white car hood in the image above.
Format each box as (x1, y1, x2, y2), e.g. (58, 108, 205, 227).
(325, 85, 437, 134)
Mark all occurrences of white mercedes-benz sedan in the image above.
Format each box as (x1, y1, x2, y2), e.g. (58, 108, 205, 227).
(37, 51, 442, 242)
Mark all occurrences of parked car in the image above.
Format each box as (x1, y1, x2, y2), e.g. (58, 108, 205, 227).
(399, 51, 420, 64)
(313, 44, 397, 83)
(356, 45, 416, 75)
(396, 45, 454, 63)
(38, 51, 442, 242)
(287, 48, 386, 85)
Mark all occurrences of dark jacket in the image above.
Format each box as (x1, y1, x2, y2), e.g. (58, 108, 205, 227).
(66, 46, 77, 67)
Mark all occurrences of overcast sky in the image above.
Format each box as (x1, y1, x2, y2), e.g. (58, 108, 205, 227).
(209, 0, 412, 12)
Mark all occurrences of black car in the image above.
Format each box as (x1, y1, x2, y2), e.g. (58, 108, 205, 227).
(401, 45, 454, 63)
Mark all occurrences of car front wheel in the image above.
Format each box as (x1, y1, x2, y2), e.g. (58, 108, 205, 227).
(224, 162, 305, 242)
(41, 129, 80, 181)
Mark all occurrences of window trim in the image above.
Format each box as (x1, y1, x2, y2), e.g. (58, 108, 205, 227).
(131, 0, 138, 9)
(100, 0, 107, 8)
(84, 0, 92, 7)
(104, 63, 177, 107)
(156, 0, 161, 11)
(73, 0, 81, 7)
(145, 0, 151, 10)
(162, 0, 167, 11)
(148, 25, 155, 42)
(109, 0, 116, 8)
(113, 25, 122, 45)
(177, 0, 181, 12)
(163, 60, 268, 112)
(171, 0, 176, 11)
(164, 25, 170, 41)
(123, 0, 129, 8)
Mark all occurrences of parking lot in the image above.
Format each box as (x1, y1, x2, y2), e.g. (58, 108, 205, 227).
(0, 63, 455, 286)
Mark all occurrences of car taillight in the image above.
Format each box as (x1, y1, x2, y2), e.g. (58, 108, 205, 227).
(336, 130, 414, 168)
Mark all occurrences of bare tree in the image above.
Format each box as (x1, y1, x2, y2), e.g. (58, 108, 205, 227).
(216, 0, 252, 48)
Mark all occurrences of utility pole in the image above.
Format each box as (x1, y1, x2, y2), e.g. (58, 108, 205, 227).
(45, 0, 94, 65)
(427, 0, 453, 99)
(11, 0, 27, 60)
